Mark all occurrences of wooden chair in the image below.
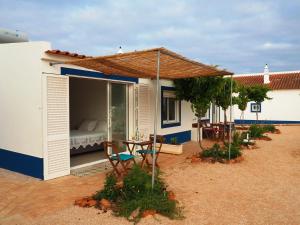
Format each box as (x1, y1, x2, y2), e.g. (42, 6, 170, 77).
(136, 135, 164, 168)
(103, 141, 135, 177)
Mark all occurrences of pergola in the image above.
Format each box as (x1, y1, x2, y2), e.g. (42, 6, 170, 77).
(66, 47, 234, 187)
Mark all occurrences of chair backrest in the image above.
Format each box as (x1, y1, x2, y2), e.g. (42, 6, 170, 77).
(149, 134, 164, 152)
(103, 141, 123, 158)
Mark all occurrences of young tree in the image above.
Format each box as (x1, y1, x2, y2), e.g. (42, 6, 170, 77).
(247, 85, 271, 122)
(174, 76, 223, 149)
(236, 85, 250, 121)
(214, 78, 238, 140)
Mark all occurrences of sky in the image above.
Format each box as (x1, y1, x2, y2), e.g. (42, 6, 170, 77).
(1, 0, 299, 73)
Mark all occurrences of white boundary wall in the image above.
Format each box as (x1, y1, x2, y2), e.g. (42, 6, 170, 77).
(0, 41, 51, 157)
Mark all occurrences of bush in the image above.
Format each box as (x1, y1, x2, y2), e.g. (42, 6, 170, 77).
(262, 124, 276, 133)
(93, 173, 119, 201)
(249, 125, 265, 138)
(94, 165, 182, 223)
(249, 124, 276, 138)
(201, 142, 242, 162)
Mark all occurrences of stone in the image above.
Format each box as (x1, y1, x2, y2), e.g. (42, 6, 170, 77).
(129, 207, 140, 220)
(142, 209, 156, 217)
(168, 191, 176, 201)
(191, 155, 201, 163)
(100, 199, 111, 210)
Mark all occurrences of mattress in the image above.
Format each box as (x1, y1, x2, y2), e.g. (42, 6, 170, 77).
(70, 130, 107, 150)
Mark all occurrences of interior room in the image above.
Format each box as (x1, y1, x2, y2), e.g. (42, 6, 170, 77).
(69, 77, 108, 168)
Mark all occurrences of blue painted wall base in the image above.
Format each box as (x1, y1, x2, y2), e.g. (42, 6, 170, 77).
(163, 130, 191, 144)
(0, 148, 43, 179)
(235, 119, 300, 125)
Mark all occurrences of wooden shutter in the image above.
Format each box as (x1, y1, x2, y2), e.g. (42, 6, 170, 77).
(137, 84, 152, 136)
(43, 75, 70, 180)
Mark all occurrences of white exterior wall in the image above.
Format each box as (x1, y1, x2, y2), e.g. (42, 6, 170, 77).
(138, 78, 194, 137)
(0, 41, 51, 158)
(219, 89, 300, 122)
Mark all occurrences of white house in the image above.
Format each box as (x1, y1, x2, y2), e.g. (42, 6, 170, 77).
(231, 65, 300, 124)
(0, 41, 227, 180)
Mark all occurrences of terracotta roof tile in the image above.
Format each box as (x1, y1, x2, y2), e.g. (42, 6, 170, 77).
(234, 72, 300, 90)
(45, 50, 91, 59)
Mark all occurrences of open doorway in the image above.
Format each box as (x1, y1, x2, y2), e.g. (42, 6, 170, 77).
(69, 77, 108, 168)
(69, 77, 130, 169)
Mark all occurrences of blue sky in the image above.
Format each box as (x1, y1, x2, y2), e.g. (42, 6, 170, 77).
(1, 0, 299, 73)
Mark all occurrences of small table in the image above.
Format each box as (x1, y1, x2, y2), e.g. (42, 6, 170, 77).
(123, 140, 154, 168)
(123, 140, 152, 155)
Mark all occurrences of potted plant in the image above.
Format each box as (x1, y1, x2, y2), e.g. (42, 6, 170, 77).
(160, 137, 183, 155)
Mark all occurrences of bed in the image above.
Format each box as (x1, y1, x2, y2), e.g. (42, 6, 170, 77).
(70, 120, 107, 156)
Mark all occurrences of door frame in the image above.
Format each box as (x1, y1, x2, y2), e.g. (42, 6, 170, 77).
(66, 75, 135, 170)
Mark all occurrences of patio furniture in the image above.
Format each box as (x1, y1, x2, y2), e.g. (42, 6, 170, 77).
(202, 122, 218, 139)
(123, 140, 152, 156)
(136, 135, 164, 168)
(103, 141, 136, 177)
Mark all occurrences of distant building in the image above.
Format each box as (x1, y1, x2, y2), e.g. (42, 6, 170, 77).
(231, 65, 300, 124)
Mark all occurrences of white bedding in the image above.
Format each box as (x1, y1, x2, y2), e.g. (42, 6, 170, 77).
(70, 130, 107, 150)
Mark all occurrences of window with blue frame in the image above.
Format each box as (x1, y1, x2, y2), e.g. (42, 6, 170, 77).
(250, 103, 261, 113)
(161, 87, 181, 128)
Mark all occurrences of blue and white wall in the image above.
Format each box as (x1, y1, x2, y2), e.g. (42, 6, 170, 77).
(0, 41, 50, 179)
(137, 78, 194, 144)
(220, 89, 300, 124)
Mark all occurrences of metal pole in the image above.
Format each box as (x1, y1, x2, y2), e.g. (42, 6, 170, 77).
(152, 50, 160, 189)
(228, 75, 233, 160)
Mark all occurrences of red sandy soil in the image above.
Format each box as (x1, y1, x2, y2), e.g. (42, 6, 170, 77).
(1, 126, 300, 225)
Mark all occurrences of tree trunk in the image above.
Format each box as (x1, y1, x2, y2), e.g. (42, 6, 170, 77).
(256, 112, 258, 123)
(223, 109, 227, 141)
(197, 116, 204, 150)
(240, 111, 245, 127)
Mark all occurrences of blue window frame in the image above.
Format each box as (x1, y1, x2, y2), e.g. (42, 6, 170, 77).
(250, 103, 261, 113)
(161, 86, 181, 128)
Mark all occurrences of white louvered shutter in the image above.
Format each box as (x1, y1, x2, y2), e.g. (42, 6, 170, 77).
(137, 84, 152, 137)
(44, 75, 70, 180)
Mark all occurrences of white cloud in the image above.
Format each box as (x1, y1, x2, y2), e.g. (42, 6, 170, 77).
(260, 42, 292, 50)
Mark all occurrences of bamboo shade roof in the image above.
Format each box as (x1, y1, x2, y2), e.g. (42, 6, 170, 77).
(66, 47, 233, 79)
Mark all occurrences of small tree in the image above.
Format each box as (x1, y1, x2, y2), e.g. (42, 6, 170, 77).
(236, 85, 250, 121)
(247, 85, 271, 122)
(174, 76, 223, 149)
(214, 78, 238, 140)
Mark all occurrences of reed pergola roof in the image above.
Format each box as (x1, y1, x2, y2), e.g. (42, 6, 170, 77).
(66, 47, 233, 79)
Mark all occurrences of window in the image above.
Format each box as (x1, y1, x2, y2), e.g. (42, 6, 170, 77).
(161, 88, 181, 128)
(250, 103, 261, 112)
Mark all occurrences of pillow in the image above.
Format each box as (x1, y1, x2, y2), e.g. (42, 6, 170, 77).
(94, 120, 107, 132)
(78, 120, 97, 131)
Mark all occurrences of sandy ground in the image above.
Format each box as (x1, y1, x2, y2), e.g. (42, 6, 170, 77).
(1, 126, 300, 225)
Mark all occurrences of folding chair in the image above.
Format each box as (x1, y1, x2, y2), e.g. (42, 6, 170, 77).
(136, 135, 164, 168)
(103, 141, 135, 177)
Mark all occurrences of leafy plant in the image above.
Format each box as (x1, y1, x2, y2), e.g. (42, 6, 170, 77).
(249, 125, 265, 138)
(201, 141, 242, 161)
(236, 85, 250, 121)
(94, 165, 182, 223)
(93, 173, 119, 201)
(170, 137, 178, 145)
(174, 76, 228, 147)
(262, 124, 276, 133)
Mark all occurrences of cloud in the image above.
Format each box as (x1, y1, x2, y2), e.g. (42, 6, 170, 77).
(0, 0, 299, 73)
(260, 42, 293, 50)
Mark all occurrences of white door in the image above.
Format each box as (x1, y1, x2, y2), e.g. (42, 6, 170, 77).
(137, 84, 152, 138)
(108, 82, 128, 142)
(43, 75, 70, 180)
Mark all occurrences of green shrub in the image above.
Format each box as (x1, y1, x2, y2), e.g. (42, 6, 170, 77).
(262, 124, 276, 133)
(170, 137, 178, 145)
(93, 173, 119, 201)
(94, 165, 182, 223)
(249, 125, 265, 138)
(201, 142, 242, 161)
(249, 124, 276, 138)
